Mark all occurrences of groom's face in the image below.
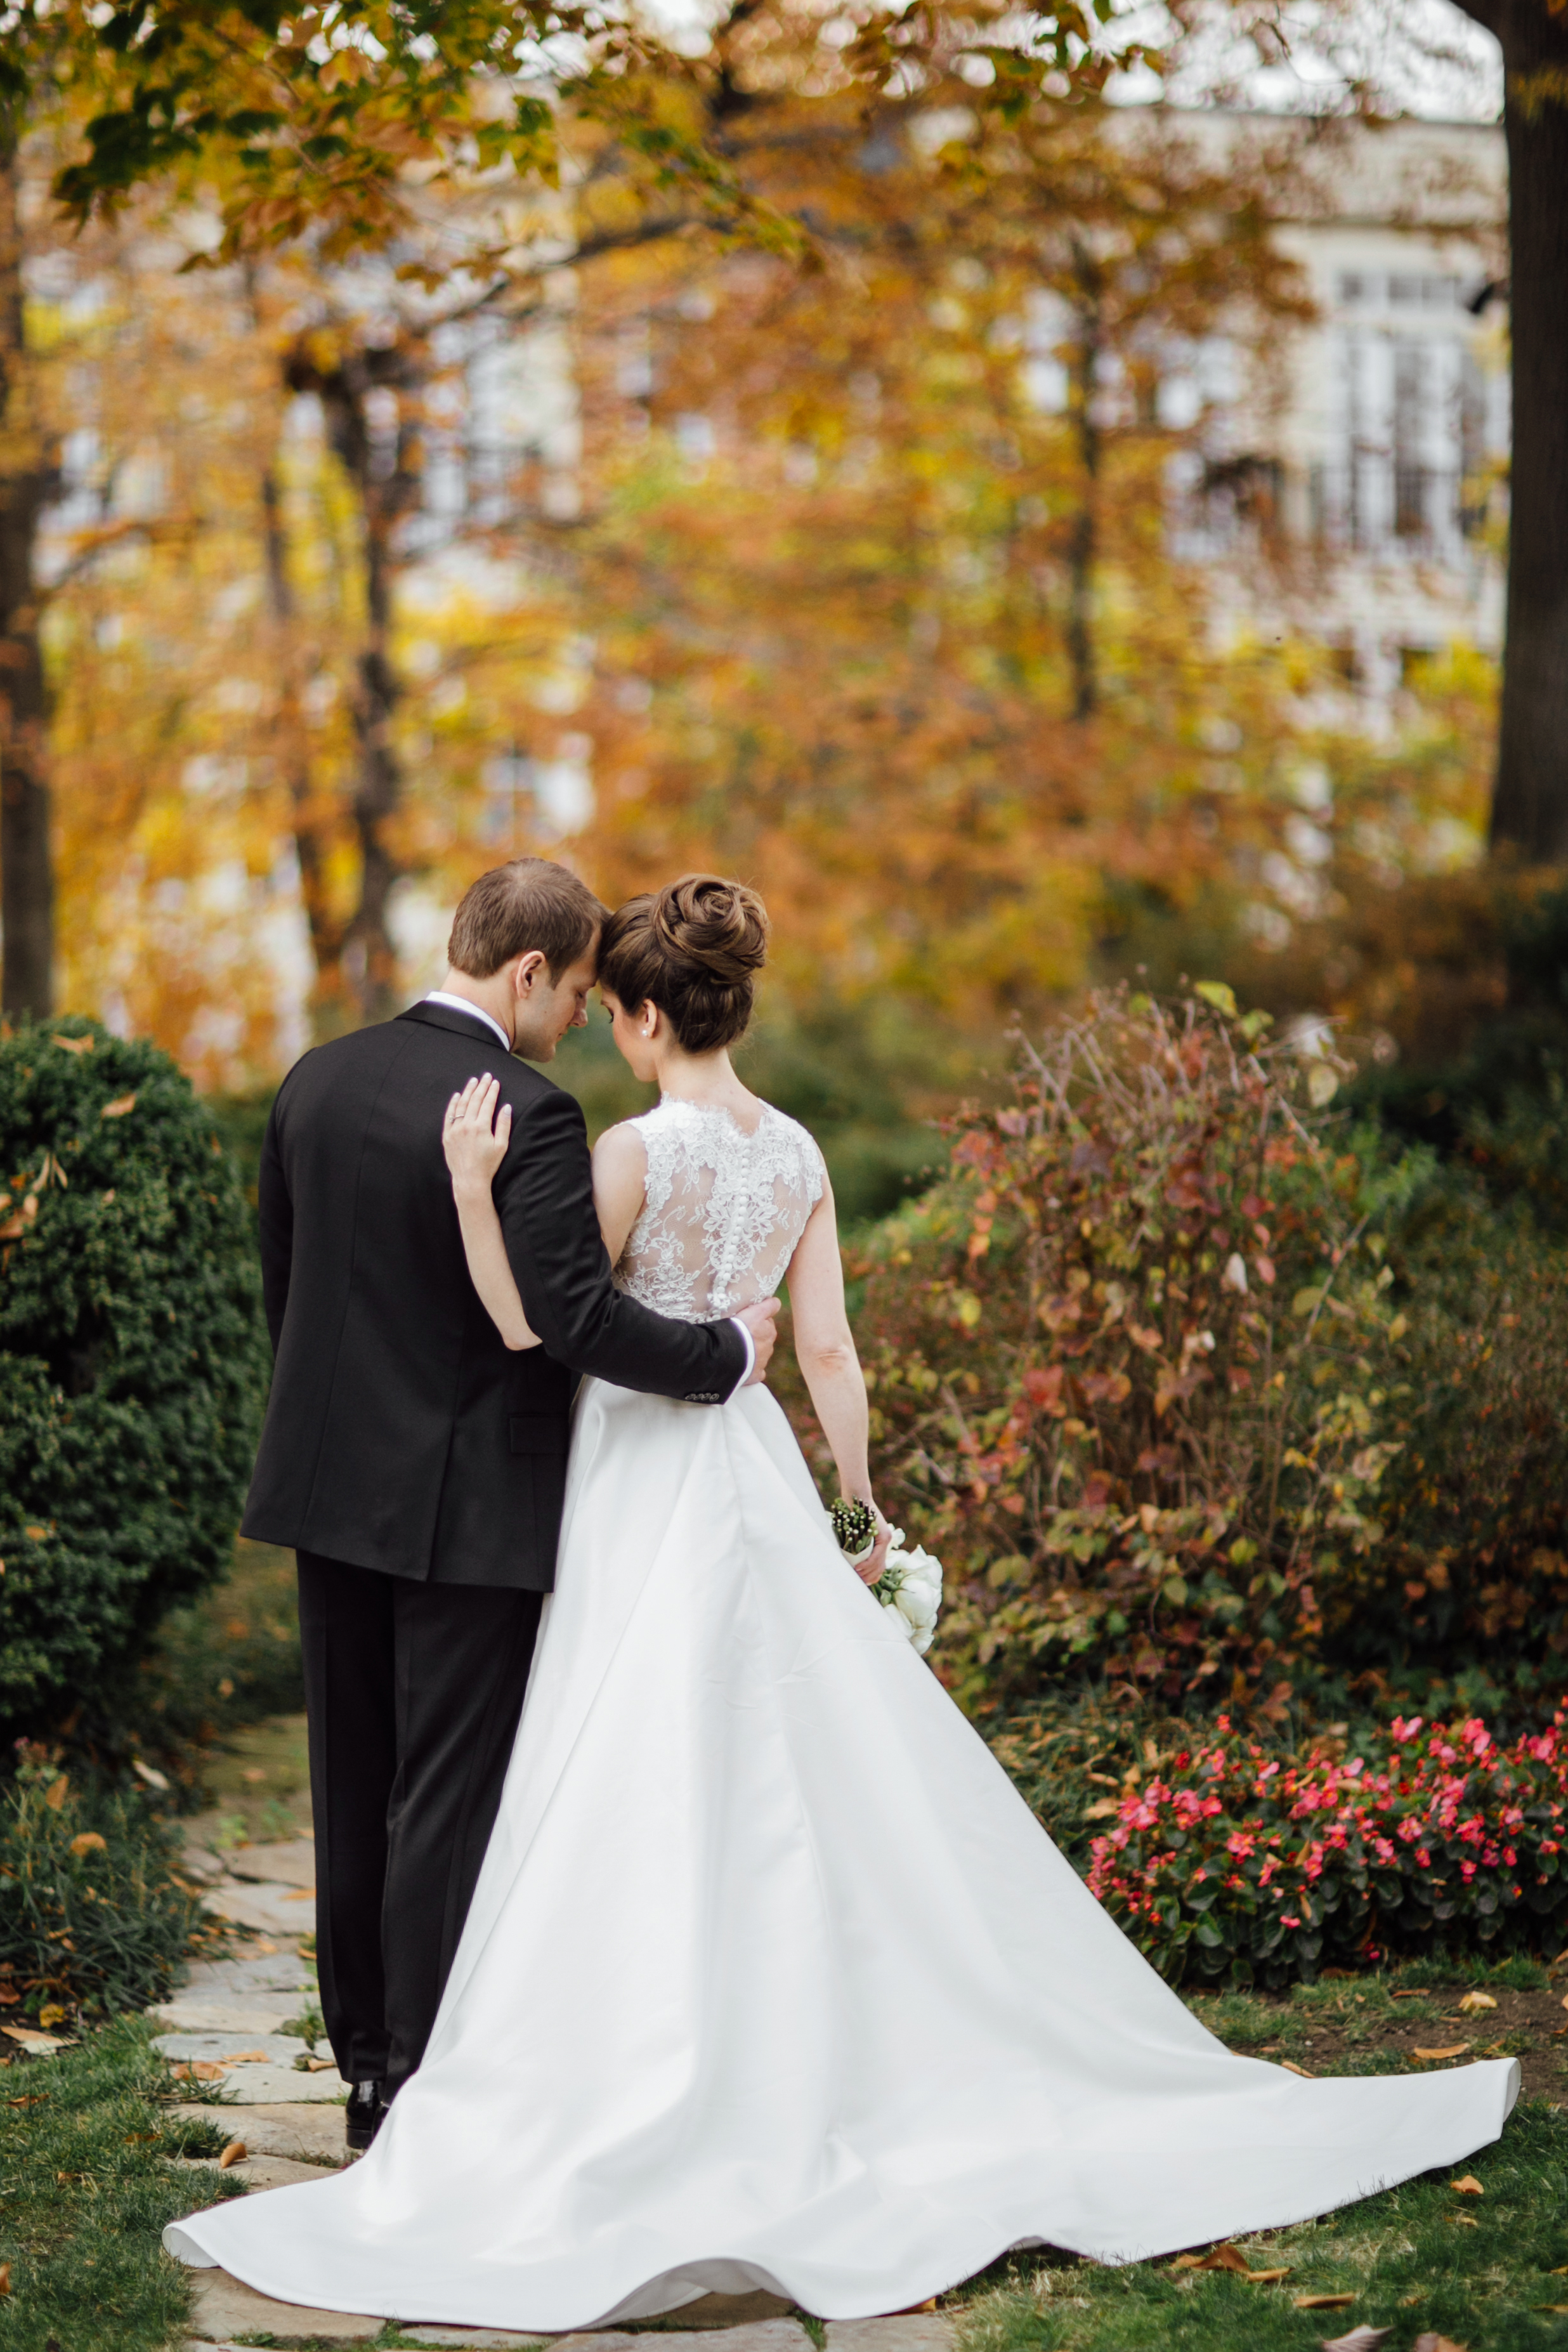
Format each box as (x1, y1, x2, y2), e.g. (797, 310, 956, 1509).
(512, 943, 600, 1062)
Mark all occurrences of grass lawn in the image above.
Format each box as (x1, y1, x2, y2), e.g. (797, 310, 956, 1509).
(954, 2094, 1568, 2352)
(0, 2014, 238, 2352)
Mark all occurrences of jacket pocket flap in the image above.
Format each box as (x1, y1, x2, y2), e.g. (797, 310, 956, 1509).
(509, 1414, 571, 1457)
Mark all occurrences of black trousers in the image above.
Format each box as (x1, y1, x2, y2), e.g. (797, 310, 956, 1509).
(297, 1552, 543, 2098)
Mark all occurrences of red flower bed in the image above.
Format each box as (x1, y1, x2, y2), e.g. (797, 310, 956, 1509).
(1085, 1709, 1568, 1985)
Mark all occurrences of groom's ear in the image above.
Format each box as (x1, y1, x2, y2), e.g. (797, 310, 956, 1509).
(511, 950, 549, 998)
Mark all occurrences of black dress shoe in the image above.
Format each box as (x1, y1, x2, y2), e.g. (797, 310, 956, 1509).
(345, 2077, 388, 2153)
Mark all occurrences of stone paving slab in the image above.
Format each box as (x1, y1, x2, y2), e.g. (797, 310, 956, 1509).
(181, 1952, 317, 1997)
(223, 1836, 317, 1890)
(169, 2099, 346, 2165)
(190, 2268, 386, 2342)
(173, 2151, 330, 2192)
(556, 2325, 809, 2352)
(398, 2332, 548, 2349)
(203, 1879, 318, 1935)
(151, 1997, 304, 2034)
(187, 2060, 344, 2103)
(155, 2030, 323, 2067)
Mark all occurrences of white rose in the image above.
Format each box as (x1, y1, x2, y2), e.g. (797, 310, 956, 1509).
(898, 1545, 942, 1595)
(895, 1579, 939, 1634)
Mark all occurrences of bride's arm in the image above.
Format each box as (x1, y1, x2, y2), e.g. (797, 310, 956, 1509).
(443, 1076, 542, 1350)
(590, 1123, 648, 1265)
(785, 1178, 891, 1586)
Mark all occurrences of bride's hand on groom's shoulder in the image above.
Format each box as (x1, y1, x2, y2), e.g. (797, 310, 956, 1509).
(735, 1297, 780, 1385)
(443, 1075, 512, 1195)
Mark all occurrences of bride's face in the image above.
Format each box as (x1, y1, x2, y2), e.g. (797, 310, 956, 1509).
(601, 987, 662, 1085)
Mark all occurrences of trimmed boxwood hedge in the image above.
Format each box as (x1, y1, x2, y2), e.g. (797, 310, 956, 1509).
(0, 1019, 267, 1735)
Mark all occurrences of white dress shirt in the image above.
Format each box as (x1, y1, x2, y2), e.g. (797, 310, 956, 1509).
(424, 991, 756, 1386)
(424, 990, 513, 1053)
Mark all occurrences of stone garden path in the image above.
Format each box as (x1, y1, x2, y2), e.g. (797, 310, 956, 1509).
(157, 1833, 956, 2352)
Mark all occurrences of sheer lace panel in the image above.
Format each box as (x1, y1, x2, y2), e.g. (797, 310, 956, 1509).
(613, 1098, 826, 1322)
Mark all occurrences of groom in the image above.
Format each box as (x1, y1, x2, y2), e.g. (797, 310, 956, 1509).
(243, 858, 778, 2150)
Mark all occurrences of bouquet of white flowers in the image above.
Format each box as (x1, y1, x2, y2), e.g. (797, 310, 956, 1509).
(872, 1531, 943, 1655)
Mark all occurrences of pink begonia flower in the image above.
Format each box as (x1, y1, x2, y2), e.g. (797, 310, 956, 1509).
(1281, 1914, 1300, 1928)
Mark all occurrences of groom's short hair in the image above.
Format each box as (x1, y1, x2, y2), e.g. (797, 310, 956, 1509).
(448, 858, 608, 981)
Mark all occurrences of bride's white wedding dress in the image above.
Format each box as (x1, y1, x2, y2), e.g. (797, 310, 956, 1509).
(166, 1096, 1518, 2328)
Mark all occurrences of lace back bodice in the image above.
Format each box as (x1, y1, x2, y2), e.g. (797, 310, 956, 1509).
(613, 1097, 825, 1322)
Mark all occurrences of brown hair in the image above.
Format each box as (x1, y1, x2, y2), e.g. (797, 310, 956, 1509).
(447, 858, 606, 981)
(599, 874, 769, 1054)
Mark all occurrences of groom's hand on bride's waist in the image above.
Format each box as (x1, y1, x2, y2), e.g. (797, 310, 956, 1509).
(734, 1298, 780, 1385)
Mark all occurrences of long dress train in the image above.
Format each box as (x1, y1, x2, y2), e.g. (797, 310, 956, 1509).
(165, 1100, 1517, 2328)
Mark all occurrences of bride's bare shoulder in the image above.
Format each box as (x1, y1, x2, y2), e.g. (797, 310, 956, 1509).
(591, 1120, 650, 1184)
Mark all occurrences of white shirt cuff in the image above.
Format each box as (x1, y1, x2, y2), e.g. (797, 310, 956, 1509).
(728, 1317, 756, 1388)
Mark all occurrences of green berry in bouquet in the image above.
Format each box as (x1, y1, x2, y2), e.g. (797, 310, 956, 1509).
(829, 1498, 877, 1564)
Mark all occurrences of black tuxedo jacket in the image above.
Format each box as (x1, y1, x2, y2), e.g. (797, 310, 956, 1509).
(242, 1000, 747, 1589)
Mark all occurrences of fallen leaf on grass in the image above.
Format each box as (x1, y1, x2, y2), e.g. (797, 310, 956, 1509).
(0, 2261, 9, 2296)
(1449, 2176, 1484, 2195)
(1246, 2267, 1293, 2283)
(1281, 2060, 1314, 2078)
(1173, 2245, 1250, 2274)
(167, 2061, 225, 2082)
(1458, 1992, 1497, 2015)
(100, 1092, 136, 1119)
(2, 2027, 67, 2053)
(1534, 2310, 1568, 2318)
(1449, 2215, 1479, 2228)
(68, 1833, 105, 1859)
(1295, 2294, 1356, 2310)
(1411, 2046, 1470, 2062)
(217, 2140, 246, 2171)
(1399, 2294, 1424, 2306)
(36, 2005, 65, 2030)
(1321, 2329, 1390, 2352)
(1411, 2336, 1468, 2352)
(1391, 1989, 1425, 1999)
(218, 2049, 270, 2065)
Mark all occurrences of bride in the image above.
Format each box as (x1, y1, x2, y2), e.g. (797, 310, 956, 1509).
(167, 875, 1517, 2330)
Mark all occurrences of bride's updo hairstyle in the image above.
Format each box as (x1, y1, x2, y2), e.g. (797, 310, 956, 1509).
(599, 874, 769, 1054)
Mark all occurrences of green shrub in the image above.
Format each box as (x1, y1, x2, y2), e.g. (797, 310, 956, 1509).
(839, 986, 1406, 1713)
(0, 1019, 268, 1736)
(0, 1749, 203, 2021)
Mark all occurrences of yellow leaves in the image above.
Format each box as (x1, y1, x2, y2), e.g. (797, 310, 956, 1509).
(1170, 2244, 1291, 2285)
(1193, 981, 1237, 1018)
(50, 1032, 93, 1054)
(36, 2004, 65, 2030)
(22, 1527, 45, 1543)
(1293, 1286, 1324, 1317)
(167, 2060, 226, 2082)
(0, 2261, 9, 2295)
(3, 2025, 69, 2054)
(43, 1775, 68, 1812)
(1411, 2044, 1470, 2063)
(100, 1092, 137, 1119)
(1279, 2059, 1314, 2078)
(69, 1831, 106, 1859)
(1305, 1062, 1340, 1108)
(218, 2139, 247, 2169)
(1449, 2174, 1484, 2195)
(218, 2048, 271, 2064)
(0, 1195, 37, 1241)
(1294, 2293, 1355, 2310)
(1456, 1992, 1496, 2015)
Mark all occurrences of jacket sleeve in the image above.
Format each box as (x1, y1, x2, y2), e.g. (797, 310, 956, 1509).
(256, 1095, 294, 1356)
(494, 1085, 747, 1402)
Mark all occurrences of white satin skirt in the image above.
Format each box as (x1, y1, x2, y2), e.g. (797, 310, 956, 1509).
(165, 1378, 1519, 2327)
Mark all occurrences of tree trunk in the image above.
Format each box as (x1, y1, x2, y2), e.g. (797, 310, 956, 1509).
(1066, 249, 1102, 724)
(0, 141, 53, 1022)
(260, 454, 349, 1038)
(1468, 0, 1568, 860)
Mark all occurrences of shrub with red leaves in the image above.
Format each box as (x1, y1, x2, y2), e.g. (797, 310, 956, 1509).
(840, 986, 1404, 1713)
(1083, 1709, 1568, 1985)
